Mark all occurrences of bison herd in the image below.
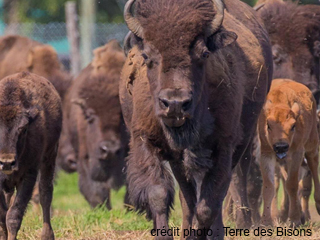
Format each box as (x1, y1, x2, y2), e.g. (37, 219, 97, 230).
(0, 0, 318, 239)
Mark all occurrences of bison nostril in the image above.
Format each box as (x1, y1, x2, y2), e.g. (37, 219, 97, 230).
(182, 99, 192, 111)
(274, 143, 289, 153)
(10, 161, 16, 166)
(159, 98, 169, 109)
(0, 161, 3, 166)
(101, 146, 108, 153)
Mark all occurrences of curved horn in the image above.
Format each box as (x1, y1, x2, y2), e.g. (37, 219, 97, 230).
(253, 3, 265, 11)
(124, 0, 144, 38)
(206, 0, 224, 37)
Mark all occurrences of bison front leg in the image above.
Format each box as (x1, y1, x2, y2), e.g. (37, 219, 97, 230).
(305, 150, 320, 215)
(0, 190, 7, 240)
(39, 149, 58, 240)
(127, 139, 174, 240)
(229, 147, 252, 228)
(299, 168, 312, 222)
(286, 151, 303, 227)
(7, 170, 37, 240)
(192, 152, 233, 240)
(169, 161, 196, 238)
(260, 154, 276, 226)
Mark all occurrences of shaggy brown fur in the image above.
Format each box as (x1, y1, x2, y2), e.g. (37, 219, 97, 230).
(136, 0, 215, 70)
(0, 35, 72, 99)
(0, 72, 62, 240)
(62, 40, 128, 208)
(257, 0, 320, 96)
(121, 0, 273, 237)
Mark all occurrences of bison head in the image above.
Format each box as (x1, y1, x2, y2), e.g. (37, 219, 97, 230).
(257, 1, 320, 102)
(0, 105, 38, 175)
(262, 100, 300, 160)
(73, 98, 122, 182)
(124, 0, 237, 149)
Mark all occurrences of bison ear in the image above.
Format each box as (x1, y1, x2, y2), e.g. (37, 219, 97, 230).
(208, 30, 237, 51)
(263, 100, 272, 112)
(27, 50, 34, 69)
(124, 31, 143, 56)
(291, 102, 300, 119)
(92, 46, 106, 69)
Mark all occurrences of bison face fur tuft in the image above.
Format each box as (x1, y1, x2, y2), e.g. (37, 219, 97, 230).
(0, 106, 39, 175)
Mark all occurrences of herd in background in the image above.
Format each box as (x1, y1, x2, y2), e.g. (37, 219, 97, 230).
(0, 0, 318, 239)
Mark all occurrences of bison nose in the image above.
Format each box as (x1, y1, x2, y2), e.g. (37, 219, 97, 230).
(273, 142, 289, 159)
(0, 159, 16, 174)
(100, 143, 109, 159)
(158, 89, 193, 114)
(66, 154, 77, 171)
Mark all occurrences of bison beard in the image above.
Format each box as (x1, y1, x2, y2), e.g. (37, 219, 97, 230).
(161, 118, 200, 150)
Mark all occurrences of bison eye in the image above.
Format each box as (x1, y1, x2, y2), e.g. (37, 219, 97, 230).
(18, 126, 27, 134)
(291, 124, 296, 131)
(202, 51, 210, 59)
(141, 53, 148, 60)
(267, 123, 271, 131)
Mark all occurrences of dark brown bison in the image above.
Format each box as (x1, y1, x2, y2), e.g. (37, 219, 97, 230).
(120, 0, 273, 238)
(0, 72, 62, 240)
(0, 35, 72, 99)
(64, 40, 128, 208)
(256, 0, 320, 101)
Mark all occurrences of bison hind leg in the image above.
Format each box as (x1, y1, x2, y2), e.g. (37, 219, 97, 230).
(39, 149, 57, 240)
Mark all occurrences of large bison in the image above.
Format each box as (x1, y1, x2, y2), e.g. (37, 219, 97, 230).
(0, 72, 62, 240)
(258, 79, 320, 226)
(63, 40, 128, 208)
(120, 0, 272, 238)
(0, 35, 72, 99)
(256, 0, 320, 100)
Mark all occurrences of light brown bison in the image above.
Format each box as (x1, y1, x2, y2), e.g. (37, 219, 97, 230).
(258, 79, 320, 227)
(0, 35, 72, 99)
(63, 40, 128, 208)
(0, 72, 62, 240)
(256, 0, 320, 101)
(120, 0, 273, 238)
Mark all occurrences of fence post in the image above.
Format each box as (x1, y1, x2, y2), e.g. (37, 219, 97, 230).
(65, 1, 81, 77)
(80, 0, 96, 67)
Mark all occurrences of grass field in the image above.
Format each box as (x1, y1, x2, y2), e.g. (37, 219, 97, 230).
(18, 171, 320, 240)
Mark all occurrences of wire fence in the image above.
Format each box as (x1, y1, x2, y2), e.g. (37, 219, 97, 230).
(0, 22, 129, 71)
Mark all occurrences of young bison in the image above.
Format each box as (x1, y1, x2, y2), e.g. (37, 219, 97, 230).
(258, 79, 320, 227)
(0, 72, 62, 240)
(65, 40, 128, 208)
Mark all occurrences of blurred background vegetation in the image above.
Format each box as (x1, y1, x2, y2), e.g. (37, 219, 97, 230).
(0, 0, 319, 25)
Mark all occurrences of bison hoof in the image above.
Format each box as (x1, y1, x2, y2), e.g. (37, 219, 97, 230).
(41, 225, 54, 240)
(288, 218, 302, 228)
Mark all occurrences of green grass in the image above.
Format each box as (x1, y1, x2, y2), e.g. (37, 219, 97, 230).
(17, 171, 320, 239)
(19, 172, 182, 239)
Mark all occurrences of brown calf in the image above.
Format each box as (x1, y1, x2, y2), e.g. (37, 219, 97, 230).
(0, 72, 62, 240)
(258, 78, 320, 226)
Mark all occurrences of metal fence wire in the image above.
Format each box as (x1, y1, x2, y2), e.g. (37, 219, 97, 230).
(0, 22, 129, 71)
